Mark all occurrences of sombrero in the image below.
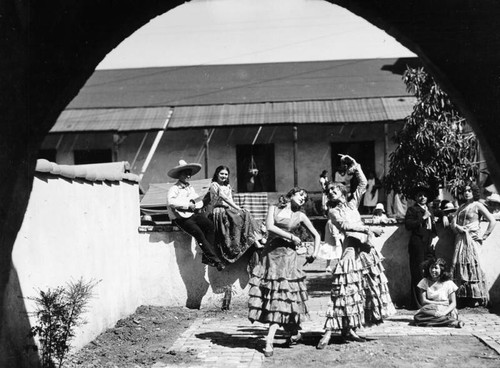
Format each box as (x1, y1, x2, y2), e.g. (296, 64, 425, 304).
(167, 160, 202, 179)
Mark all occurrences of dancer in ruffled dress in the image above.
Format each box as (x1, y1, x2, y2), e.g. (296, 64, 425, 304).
(452, 182, 496, 306)
(208, 166, 263, 265)
(317, 155, 395, 349)
(248, 187, 320, 357)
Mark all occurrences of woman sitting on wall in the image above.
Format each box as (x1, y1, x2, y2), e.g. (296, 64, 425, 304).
(208, 165, 264, 265)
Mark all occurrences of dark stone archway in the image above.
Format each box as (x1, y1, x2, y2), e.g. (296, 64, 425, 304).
(1, 1, 499, 366)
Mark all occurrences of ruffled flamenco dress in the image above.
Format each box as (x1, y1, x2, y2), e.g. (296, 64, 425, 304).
(248, 209, 308, 332)
(323, 237, 395, 332)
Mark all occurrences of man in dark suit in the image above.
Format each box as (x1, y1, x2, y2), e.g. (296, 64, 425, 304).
(405, 186, 437, 309)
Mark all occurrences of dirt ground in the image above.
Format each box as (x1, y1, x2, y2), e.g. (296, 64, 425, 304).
(62, 304, 226, 368)
(264, 333, 500, 368)
(61, 300, 500, 368)
(61, 258, 500, 368)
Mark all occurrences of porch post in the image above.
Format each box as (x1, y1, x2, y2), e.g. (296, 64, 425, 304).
(384, 123, 389, 176)
(138, 109, 172, 182)
(293, 125, 298, 186)
(112, 133, 127, 162)
(203, 128, 215, 178)
(130, 132, 149, 171)
(204, 129, 209, 178)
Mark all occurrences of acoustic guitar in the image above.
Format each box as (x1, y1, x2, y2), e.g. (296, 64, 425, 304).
(172, 195, 205, 219)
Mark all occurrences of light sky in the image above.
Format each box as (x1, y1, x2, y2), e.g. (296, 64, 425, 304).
(97, 0, 415, 70)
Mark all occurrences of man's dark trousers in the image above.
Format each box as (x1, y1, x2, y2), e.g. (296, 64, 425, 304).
(174, 213, 221, 266)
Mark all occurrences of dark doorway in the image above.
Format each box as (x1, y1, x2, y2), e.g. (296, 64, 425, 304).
(38, 149, 57, 162)
(331, 141, 375, 177)
(74, 149, 113, 164)
(236, 144, 275, 193)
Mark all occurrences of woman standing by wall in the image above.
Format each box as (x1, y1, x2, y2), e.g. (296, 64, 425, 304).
(452, 182, 496, 307)
(248, 187, 320, 357)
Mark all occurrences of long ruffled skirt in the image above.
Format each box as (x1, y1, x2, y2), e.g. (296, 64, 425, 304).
(452, 231, 489, 303)
(324, 237, 395, 331)
(248, 239, 308, 330)
(211, 207, 261, 264)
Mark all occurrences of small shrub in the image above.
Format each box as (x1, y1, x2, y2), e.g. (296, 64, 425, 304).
(27, 278, 99, 368)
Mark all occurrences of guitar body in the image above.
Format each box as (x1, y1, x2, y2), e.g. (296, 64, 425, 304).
(174, 197, 204, 219)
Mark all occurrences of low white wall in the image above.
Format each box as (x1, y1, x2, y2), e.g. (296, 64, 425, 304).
(372, 221, 500, 307)
(137, 220, 500, 310)
(137, 230, 251, 309)
(5, 173, 143, 367)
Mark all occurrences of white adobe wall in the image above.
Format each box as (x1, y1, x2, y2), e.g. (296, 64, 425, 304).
(4, 171, 249, 368)
(8, 174, 142, 362)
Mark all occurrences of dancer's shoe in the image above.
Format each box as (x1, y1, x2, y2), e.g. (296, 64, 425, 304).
(316, 334, 330, 349)
(263, 344, 274, 357)
(287, 332, 302, 346)
(345, 329, 366, 342)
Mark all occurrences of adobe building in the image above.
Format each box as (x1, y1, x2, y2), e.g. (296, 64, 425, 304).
(41, 57, 419, 195)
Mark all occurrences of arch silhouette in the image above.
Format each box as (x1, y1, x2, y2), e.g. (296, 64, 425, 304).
(1, 1, 499, 365)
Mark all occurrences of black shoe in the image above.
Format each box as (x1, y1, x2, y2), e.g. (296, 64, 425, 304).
(287, 332, 302, 346)
(201, 254, 213, 266)
(216, 262, 226, 271)
(203, 259, 217, 267)
(346, 331, 366, 343)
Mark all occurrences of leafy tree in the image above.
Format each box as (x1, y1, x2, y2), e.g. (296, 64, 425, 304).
(385, 67, 479, 198)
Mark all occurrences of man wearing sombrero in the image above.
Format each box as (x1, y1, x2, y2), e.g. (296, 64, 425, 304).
(167, 160, 224, 271)
(404, 184, 438, 309)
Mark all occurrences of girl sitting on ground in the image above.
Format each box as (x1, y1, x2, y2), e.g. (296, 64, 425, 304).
(414, 258, 464, 328)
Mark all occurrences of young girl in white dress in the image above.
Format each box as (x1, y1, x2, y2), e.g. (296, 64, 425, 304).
(414, 258, 464, 328)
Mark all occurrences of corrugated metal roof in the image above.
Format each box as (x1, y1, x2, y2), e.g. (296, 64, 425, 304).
(382, 97, 416, 120)
(50, 107, 171, 133)
(48, 97, 415, 133)
(167, 97, 415, 129)
(68, 58, 420, 108)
